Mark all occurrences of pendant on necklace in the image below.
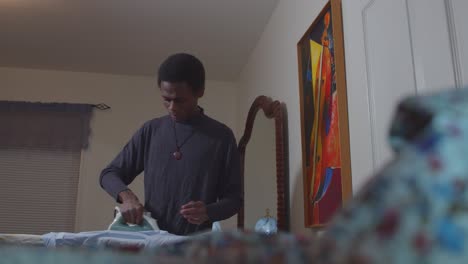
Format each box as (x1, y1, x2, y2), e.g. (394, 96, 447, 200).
(173, 150, 182, 160)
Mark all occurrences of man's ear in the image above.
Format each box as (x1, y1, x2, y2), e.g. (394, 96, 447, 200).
(196, 87, 205, 98)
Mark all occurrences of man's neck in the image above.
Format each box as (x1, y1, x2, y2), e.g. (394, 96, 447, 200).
(177, 106, 204, 124)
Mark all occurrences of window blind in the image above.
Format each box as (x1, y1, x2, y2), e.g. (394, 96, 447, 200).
(0, 146, 80, 235)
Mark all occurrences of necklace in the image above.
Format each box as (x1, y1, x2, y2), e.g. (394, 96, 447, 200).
(172, 121, 195, 160)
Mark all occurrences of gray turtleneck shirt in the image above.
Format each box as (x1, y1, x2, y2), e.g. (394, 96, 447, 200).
(100, 112, 242, 235)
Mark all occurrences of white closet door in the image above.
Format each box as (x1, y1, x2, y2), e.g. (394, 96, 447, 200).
(342, 0, 466, 191)
(407, 0, 457, 92)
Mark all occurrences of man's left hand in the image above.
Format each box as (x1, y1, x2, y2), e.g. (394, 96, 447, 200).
(180, 201, 209, 225)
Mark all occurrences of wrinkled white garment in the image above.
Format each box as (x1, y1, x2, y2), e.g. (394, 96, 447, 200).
(42, 230, 188, 249)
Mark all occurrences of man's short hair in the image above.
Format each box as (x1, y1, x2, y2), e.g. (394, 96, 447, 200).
(157, 53, 205, 93)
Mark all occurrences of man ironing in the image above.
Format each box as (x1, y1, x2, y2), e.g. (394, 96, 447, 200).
(100, 53, 242, 235)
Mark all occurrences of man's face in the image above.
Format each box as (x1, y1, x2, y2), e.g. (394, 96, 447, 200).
(160, 81, 203, 122)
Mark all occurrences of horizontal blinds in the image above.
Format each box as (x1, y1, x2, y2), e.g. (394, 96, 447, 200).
(0, 147, 80, 235)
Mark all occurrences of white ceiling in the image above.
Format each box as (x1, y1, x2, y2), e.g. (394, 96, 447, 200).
(0, 0, 279, 81)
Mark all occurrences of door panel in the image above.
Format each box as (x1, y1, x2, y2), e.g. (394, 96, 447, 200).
(342, 0, 465, 191)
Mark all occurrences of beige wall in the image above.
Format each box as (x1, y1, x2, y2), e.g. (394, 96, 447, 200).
(0, 67, 238, 231)
(237, 0, 329, 234)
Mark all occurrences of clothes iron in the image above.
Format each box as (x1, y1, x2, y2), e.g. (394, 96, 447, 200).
(108, 206, 159, 231)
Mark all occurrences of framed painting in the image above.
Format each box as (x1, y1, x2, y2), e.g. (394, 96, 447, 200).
(297, 0, 352, 228)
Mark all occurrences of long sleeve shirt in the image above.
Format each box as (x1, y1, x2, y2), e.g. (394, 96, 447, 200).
(100, 113, 242, 235)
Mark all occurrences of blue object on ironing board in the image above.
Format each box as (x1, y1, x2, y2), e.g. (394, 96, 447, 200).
(108, 207, 159, 232)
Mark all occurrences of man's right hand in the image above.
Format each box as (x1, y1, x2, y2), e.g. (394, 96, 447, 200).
(118, 189, 144, 225)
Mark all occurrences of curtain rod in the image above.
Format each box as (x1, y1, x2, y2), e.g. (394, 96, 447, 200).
(92, 103, 111, 110)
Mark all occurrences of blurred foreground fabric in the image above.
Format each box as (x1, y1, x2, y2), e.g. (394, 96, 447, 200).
(313, 88, 468, 263)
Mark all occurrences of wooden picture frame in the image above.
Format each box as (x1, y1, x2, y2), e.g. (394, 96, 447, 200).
(297, 0, 352, 228)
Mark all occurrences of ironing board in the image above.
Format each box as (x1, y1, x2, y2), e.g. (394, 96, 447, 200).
(1, 230, 188, 250)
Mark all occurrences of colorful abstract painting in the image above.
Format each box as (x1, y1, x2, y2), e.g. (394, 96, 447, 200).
(297, 0, 352, 228)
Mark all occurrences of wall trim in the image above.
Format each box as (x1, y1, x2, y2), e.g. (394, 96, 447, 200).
(445, 0, 463, 88)
(405, 0, 419, 94)
(362, 0, 378, 171)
